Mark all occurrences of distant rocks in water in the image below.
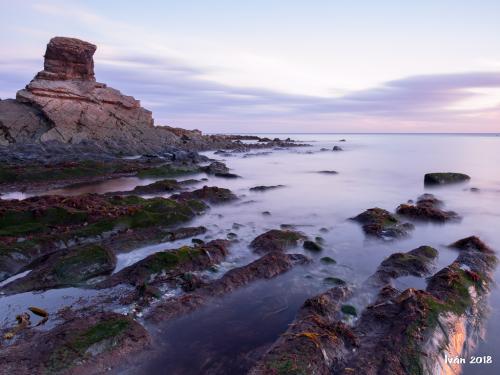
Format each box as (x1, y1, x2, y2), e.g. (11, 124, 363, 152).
(351, 207, 414, 240)
(108, 178, 196, 196)
(250, 229, 306, 254)
(261, 211, 271, 216)
(332, 146, 343, 151)
(424, 172, 470, 186)
(339, 139, 346, 142)
(317, 170, 338, 175)
(249, 185, 285, 192)
(396, 194, 460, 222)
(214, 172, 240, 178)
(171, 186, 237, 204)
(243, 151, 273, 158)
(469, 187, 480, 192)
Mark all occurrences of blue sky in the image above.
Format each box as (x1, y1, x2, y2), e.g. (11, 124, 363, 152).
(1, 0, 500, 132)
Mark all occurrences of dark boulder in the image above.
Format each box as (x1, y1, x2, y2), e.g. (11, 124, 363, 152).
(424, 172, 470, 185)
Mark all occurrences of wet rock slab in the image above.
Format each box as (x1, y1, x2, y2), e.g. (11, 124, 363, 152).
(146, 252, 310, 323)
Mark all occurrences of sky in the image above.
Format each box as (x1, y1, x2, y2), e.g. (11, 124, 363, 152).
(1, 0, 500, 133)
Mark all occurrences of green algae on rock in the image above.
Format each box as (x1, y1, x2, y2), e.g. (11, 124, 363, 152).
(351, 207, 414, 240)
(250, 229, 307, 254)
(0, 312, 150, 374)
(0, 194, 207, 282)
(1, 244, 116, 293)
(99, 239, 230, 288)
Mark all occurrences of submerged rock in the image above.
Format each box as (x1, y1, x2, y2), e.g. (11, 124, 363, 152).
(396, 193, 460, 222)
(303, 240, 322, 252)
(249, 229, 306, 254)
(171, 186, 237, 204)
(317, 170, 338, 175)
(424, 172, 471, 185)
(332, 146, 343, 151)
(0, 312, 150, 374)
(1, 244, 116, 294)
(351, 207, 414, 239)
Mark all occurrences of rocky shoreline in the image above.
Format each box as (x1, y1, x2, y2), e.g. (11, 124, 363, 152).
(0, 37, 494, 375)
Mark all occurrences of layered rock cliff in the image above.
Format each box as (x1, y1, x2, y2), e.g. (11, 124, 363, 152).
(0, 37, 224, 155)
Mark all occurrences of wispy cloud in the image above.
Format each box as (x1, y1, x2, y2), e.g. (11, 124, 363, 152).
(1, 50, 500, 132)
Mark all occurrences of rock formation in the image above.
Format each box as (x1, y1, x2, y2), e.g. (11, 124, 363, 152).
(0, 37, 225, 154)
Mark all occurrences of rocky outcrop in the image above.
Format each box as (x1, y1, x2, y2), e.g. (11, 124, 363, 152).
(0, 37, 233, 155)
(250, 237, 496, 375)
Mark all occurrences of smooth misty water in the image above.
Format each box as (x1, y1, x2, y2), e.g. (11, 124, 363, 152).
(1, 134, 500, 374)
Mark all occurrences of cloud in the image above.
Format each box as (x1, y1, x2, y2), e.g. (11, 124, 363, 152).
(1, 49, 499, 132)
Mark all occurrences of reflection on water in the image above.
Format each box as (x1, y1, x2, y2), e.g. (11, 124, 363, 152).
(2, 134, 500, 374)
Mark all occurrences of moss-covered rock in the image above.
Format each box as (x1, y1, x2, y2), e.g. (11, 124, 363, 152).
(320, 256, 336, 264)
(396, 194, 460, 222)
(136, 163, 200, 178)
(0, 194, 207, 282)
(1, 244, 116, 293)
(171, 186, 237, 204)
(351, 207, 414, 239)
(341, 304, 357, 316)
(424, 172, 470, 185)
(100, 239, 230, 288)
(373, 246, 438, 284)
(0, 312, 150, 374)
(250, 229, 306, 254)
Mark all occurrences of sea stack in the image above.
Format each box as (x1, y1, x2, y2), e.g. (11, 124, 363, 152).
(0, 36, 181, 154)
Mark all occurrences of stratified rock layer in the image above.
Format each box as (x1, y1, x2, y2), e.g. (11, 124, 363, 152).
(0, 37, 215, 154)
